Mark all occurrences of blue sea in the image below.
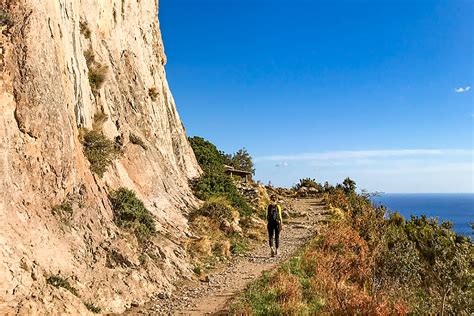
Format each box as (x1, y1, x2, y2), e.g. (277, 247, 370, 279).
(371, 193, 473, 236)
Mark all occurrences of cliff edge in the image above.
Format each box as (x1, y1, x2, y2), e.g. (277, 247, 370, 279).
(0, 0, 201, 313)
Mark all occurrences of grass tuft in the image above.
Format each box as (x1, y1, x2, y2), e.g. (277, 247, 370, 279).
(190, 195, 237, 222)
(84, 302, 101, 313)
(230, 234, 249, 255)
(47, 275, 78, 296)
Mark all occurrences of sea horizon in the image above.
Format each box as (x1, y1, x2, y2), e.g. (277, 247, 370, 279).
(371, 192, 473, 236)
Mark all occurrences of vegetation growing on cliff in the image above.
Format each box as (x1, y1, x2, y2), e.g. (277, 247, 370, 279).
(109, 187, 156, 239)
(46, 275, 78, 297)
(129, 133, 147, 150)
(148, 87, 159, 101)
(0, 8, 13, 27)
(79, 112, 122, 177)
(88, 64, 108, 93)
(83, 48, 108, 93)
(81, 129, 120, 177)
(79, 20, 91, 39)
(84, 302, 101, 314)
(232, 180, 473, 315)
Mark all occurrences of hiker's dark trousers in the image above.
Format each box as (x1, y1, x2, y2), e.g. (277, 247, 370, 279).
(267, 222, 280, 249)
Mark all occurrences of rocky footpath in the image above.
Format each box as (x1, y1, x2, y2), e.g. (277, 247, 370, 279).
(0, 0, 201, 313)
(126, 197, 329, 315)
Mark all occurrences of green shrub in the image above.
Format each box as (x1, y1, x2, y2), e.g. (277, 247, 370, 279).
(109, 188, 156, 238)
(189, 136, 253, 217)
(79, 20, 91, 39)
(191, 196, 236, 222)
(188, 136, 229, 173)
(192, 172, 252, 216)
(129, 133, 147, 150)
(388, 211, 404, 225)
(81, 130, 120, 177)
(193, 265, 202, 276)
(84, 302, 101, 313)
(192, 171, 235, 199)
(47, 275, 78, 296)
(148, 87, 159, 101)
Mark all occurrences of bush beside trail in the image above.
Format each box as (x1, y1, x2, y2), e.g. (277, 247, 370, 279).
(232, 180, 473, 315)
(187, 137, 265, 273)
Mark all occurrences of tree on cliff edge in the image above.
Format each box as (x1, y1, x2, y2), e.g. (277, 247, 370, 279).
(230, 148, 255, 175)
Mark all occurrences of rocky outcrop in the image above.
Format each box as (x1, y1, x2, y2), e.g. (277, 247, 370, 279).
(0, 0, 200, 313)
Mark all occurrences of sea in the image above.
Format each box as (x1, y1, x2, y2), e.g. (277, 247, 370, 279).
(370, 193, 473, 236)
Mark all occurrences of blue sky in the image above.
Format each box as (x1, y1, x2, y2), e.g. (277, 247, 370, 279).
(160, 0, 473, 192)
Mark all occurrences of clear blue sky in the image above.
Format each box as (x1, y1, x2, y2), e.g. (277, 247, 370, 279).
(160, 0, 473, 192)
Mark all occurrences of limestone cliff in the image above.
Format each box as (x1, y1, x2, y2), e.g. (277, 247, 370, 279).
(0, 0, 201, 313)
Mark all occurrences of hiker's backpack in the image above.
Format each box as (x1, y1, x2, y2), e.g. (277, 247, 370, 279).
(267, 204, 279, 223)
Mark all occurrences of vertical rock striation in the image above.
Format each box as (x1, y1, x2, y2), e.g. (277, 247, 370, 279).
(0, 0, 201, 313)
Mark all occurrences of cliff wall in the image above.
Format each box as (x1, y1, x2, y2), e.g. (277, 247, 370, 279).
(0, 0, 200, 313)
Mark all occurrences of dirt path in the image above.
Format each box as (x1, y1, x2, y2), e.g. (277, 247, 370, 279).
(128, 197, 328, 315)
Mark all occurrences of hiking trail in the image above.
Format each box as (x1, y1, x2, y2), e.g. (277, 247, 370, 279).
(127, 197, 328, 315)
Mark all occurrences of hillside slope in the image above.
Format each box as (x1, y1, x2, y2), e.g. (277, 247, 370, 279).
(0, 0, 200, 313)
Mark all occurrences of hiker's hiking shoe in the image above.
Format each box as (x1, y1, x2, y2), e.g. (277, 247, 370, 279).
(275, 248, 278, 256)
(270, 247, 275, 257)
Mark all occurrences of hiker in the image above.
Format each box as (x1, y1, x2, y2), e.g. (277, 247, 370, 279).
(266, 194, 283, 257)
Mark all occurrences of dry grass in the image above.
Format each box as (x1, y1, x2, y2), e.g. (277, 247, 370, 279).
(79, 20, 91, 39)
(84, 48, 95, 67)
(270, 271, 303, 311)
(190, 195, 239, 222)
(92, 111, 108, 131)
(88, 64, 108, 93)
(83, 47, 108, 94)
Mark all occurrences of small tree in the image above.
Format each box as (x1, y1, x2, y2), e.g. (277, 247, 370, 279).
(230, 148, 255, 175)
(342, 177, 356, 193)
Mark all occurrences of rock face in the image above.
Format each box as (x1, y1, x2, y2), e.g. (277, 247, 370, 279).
(0, 0, 200, 313)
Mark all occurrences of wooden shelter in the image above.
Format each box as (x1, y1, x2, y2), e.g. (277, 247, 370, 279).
(224, 165, 252, 182)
